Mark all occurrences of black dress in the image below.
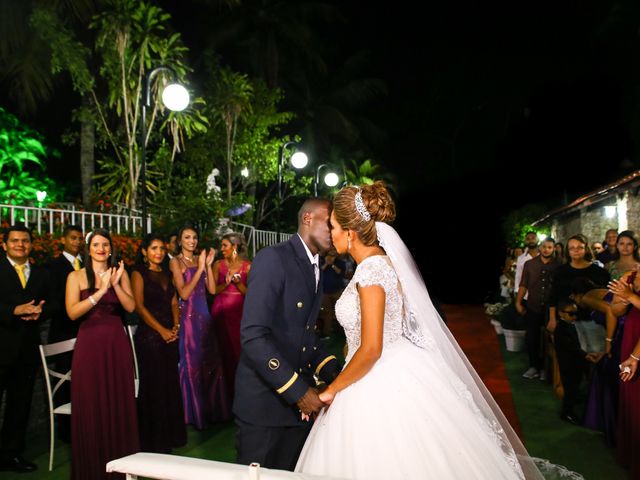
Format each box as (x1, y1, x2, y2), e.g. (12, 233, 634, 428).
(134, 266, 187, 452)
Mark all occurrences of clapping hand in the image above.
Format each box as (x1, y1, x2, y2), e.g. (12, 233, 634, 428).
(206, 248, 216, 267)
(198, 250, 207, 271)
(110, 261, 125, 287)
(608, 278, 633, 300)
(98, 268, 113, 292)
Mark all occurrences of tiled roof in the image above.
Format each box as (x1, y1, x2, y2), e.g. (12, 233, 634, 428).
(532, 169, 640, 225)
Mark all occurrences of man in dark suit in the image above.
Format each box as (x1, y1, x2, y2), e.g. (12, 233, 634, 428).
(45, 224, 83, 442)
(0, 225, 56, 473)
(47, 225, 83, 343)
(234, 198, 341, 471)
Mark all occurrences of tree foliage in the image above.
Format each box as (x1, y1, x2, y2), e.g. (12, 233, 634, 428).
(0, 107, 63, 204)
(501, 202, 551, 247)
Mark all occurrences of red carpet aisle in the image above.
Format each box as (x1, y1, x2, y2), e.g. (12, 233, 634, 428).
(441, 304, 523, 439)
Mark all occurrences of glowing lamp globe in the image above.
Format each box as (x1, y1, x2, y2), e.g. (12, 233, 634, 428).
(162, 84, 190, 111)
(324, 172, 339, 187)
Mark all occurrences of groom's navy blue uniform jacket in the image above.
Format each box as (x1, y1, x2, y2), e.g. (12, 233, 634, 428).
(233, 234, 341, 426)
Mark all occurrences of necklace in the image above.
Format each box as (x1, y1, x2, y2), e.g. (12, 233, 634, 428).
(182, 254, 194, 262)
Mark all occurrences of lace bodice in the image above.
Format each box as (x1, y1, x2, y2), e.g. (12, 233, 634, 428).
(335, 255, 404, 364)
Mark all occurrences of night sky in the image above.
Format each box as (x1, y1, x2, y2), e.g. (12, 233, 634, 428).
(5, 1, 640, 302)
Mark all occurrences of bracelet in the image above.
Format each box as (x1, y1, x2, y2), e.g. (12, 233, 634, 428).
(88, 295, 97, 306)
(605, 338, 612, 342)
(631, 353, 640, 361)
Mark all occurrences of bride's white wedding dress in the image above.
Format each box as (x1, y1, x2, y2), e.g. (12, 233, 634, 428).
(295, 255, 524, 479)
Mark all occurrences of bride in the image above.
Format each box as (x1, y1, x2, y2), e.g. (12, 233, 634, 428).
(295, 182, 570, 480)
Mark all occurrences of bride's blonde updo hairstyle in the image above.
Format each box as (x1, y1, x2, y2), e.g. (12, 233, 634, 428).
(333, 181, 396, 246)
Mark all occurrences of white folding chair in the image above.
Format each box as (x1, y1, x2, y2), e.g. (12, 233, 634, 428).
(39, 338, 76, 471)
(126, 324, 140, 398)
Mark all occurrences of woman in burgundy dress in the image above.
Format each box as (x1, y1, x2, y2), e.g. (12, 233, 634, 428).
(131, 234, 186, 452)
(65, 229, 138, 480)
(610, 268, 640, 479)
(211, 232, 251, 397)
(169, 225, 230, 429)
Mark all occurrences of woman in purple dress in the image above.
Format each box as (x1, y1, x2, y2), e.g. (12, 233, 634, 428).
(131, 234, 186, 452)
(211, 232, 251, 398)
(169, 225, 230, 429)
(66, 229, 138, 480)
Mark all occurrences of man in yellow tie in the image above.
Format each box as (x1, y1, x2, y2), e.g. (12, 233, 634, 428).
(0, 224, 55, 473)
(45, 225, 84, 443)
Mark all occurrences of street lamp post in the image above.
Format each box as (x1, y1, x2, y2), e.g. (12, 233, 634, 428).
(276, 141, 308, 232)
(140, 67, 190, 236)
(313, 164, 339, 196)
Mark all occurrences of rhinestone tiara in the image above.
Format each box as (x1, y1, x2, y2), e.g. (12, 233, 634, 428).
(354, 187, 371, 222)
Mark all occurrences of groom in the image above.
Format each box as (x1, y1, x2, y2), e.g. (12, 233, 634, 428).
(234, 198, 342, 470)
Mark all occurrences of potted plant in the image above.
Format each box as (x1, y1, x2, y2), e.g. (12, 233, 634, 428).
(498, 304, 526, 352)
(484, 302, 508, 334)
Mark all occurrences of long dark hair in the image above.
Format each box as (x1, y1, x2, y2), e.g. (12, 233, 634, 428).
(84, 229, 117, 290)
(612, 230, 640, 262)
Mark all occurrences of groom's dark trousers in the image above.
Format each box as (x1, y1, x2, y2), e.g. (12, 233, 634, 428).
(233, 235, 341, 470)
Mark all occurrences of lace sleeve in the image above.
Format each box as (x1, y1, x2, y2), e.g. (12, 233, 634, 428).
(353, 257, 392, 292)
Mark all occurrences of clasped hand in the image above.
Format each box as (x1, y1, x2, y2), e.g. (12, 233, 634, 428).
(14, 299, 45, 321)
(297, 387, 327, 421)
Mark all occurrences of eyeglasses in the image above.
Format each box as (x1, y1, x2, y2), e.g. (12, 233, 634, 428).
(561, 311, 578, 317)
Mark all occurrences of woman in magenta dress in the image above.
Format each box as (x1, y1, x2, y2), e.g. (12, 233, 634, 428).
(65, 229, 138, 480)
(609, 266, 640, 479)
(131, 234, 186, 452)
(169, 225, 230, 429)
(211, 232, 251, 397)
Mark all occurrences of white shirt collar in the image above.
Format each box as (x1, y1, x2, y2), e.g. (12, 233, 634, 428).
(297, 234, 319, 266)
(6, 256, 30, 272)
(62, 251, 82, 265)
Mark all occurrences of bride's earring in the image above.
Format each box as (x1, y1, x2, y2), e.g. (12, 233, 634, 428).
(347, 236, 351, 252)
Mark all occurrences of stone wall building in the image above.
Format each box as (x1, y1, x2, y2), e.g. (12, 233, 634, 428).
(533, 170, 640, 245)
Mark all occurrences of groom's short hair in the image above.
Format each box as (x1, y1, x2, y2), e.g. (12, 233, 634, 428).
(297, 198, 331, 226)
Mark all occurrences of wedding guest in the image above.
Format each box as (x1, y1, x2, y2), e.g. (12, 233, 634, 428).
(609, 271, 640, 478)
(591, 242, 604, 257)
(597, 229, 618, 265)
(548, 234, 610, 353)
(554, 242, 565, 262)
(45, 224, 83, 443)
(514, 232, 539, 297)
(515, 237, 560, 380)
(0, 225, 55, 473)
(211, 232, 251, 398)
(554, 299, 603, 424)
(170, 225, 229, 428)
(66, 229, 138, 479)
(132, 234, 186, 452)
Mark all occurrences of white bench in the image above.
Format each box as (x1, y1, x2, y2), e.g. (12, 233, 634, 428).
(106, 453, 347, 480)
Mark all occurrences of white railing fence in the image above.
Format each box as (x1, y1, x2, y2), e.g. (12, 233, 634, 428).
(229, 221, 292, 258)
(1, 204, 289, 256)
(0, 203, 148, 235)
